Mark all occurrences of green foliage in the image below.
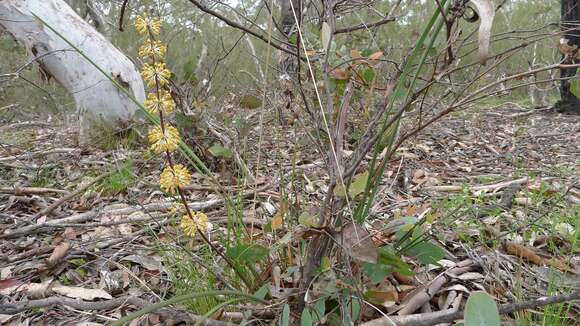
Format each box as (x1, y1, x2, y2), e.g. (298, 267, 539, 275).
(239, 95, 262, 109)
(208, 143, 232, 158)
(99, 161, 135, 195)
(464, 291, 501, 326)
(227, 243, 268, 264)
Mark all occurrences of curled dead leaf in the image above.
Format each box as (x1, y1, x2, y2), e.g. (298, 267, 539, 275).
(47, 242, 71, 266)
(504, 241, 543, 265)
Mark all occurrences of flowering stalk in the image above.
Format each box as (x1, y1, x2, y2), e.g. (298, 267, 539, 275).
(135, 14, 252, 289)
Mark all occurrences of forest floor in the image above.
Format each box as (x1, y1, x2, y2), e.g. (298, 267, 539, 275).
(0, 104, 579, 325)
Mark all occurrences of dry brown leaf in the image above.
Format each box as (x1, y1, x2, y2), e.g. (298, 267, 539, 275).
(339, 223, 378, 264)
(504, 241, 543, 265)
(368, 51, 383, 60)
(271, 212, 283, 230)
(367, 289, 399, 307)
(47, 242, 70, 266)
(350, 49, 362, 59)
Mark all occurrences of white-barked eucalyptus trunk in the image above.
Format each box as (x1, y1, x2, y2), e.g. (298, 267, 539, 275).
(0, 0, 145, 142)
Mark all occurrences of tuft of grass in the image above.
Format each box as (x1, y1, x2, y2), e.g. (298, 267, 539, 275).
(158, 244, 221, 314)
(98, 161, 135, 195)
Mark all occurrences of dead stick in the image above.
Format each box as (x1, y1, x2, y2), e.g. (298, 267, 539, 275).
(0, 186, 70, 195)
(0, 296, 233, 325)
(34, 172, 111, 218)
(362, 289, 580, 326)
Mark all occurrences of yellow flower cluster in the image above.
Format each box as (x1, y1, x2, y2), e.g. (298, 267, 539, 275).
(141, 62, 171, 88)
(160, 164, 191, 194)
(180, 211, 209, 237)
(135, 13, 161, 36)
(144, 91, 175, 115)
(138, 40, 166, 60)
(136, 14, 197, 239)
(148, 125, 180, 154)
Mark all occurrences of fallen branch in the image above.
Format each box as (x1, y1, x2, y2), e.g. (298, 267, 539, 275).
(34, 172, 112, 218)
(0, 186, 69, 195)
(423, 177, 529, 192)
(0, 295, 233, 325)
(362, 289, 580, 326)
(0, 148, 79, 162)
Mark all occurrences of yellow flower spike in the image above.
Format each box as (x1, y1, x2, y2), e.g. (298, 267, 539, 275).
(160, 164, 191, 194)
(144, 91, 175, 115)
(135, 13, 161, 36)
(148, 125, 180, 154)
(141, 62, 171, 88)
(180, 211, 209, 237)
(138, 40, 166, 60)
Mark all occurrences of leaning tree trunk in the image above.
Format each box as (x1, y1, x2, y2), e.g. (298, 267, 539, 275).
(0, 0, 145, 142)
(558, 0, 580, 113)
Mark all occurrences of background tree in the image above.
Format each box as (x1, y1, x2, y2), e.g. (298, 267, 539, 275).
(558, 0, 580, 113)
(0, 0, 144, 143)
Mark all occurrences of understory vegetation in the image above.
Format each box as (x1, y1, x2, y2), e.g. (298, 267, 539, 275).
(0, 0, 578, 325)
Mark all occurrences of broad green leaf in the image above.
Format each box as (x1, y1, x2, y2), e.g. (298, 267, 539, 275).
(321, 22, 331, 52)
(362, 262, 392, 284)
(362, 69, 375, 84)
(183, 60, 198, 83)
(464, 291, 500, 326)
(298, 212, 319, 227)
(571, 78, 580, 98)
(208, 143, 232, 158)
(377, 247, 414, 276)
(321, 256, 331, 272)
(227, 244, 268, 264)
(349, 171, 369, 197)
(314, 298, 326, 322)
(280, 304, 290, 326)
(254, 284, 269, 300)
(334, 183, 347, 197)
(301, 308, 313, 326)
(405, 242, 446, 265)
(239, 95, 262, 109)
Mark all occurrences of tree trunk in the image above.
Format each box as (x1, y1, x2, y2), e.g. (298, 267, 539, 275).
(0, 0, 145, 142)
(557, 0, 580, 113)
(279, 0, 301, 76)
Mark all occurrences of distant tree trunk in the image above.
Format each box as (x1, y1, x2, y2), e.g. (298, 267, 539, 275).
(279, 0, 301, 77)
(557, 0, 580, 113)
(0, 0, 145, 142)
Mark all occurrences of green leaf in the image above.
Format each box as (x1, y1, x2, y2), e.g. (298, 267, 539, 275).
(239, 95, 262, 109)
(254, 284, 269, 300)
(362, 262, 392, 284)
(298, 212, 319, 227)
(280, 304, 290, 326)
(301, 308, 313, 326)
(321, 22, 331, 52)
(227, 244, 268, 264)
(208, 143, 232, 158)
(183, 60, 198, 84)
(405, 242, 446, 265)
(313, 298, 326, 322)
(571, 77, 580, 98)
(464, 291, 500, 326)
(289, 34, 298, 45)
(321, 256, 331, 272)
(362, 68, 375, 84)
(333, 183, 348, 197)
(349, 171, 369, 197)
(377, 247, 414, 276)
